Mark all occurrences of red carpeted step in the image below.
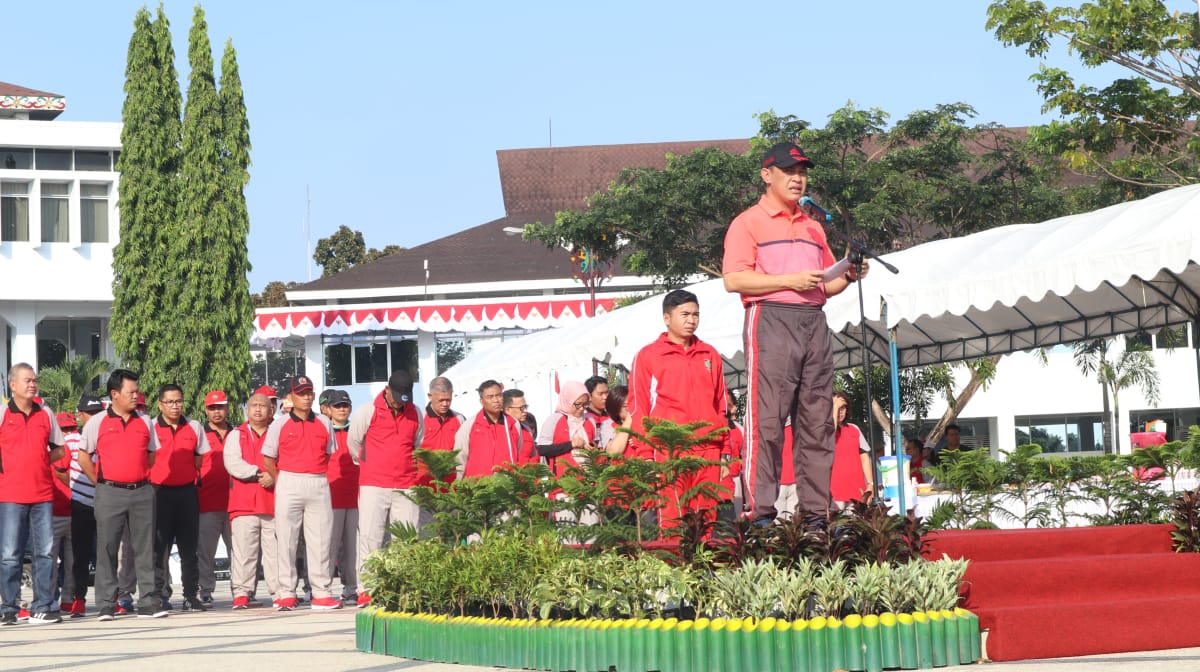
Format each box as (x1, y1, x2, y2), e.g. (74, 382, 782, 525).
(959, 553, 1200, 608)
(925, 523, 1173, 562)
(977, 595, 1200, 661)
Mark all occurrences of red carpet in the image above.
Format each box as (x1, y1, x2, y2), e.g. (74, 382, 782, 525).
(925, 524, 1200, 661)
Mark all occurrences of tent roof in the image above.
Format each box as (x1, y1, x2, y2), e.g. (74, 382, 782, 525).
(831, 183, 1200, 369)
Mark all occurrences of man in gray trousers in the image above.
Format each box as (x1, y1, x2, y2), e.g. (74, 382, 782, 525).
(78, 369, 168, 620)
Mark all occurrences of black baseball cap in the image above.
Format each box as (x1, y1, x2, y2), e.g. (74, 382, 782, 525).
(325, 389, 351, 407)
(762, 141, 814, 169)
(388, 370, 414, 403)
(285, 375, 314, 395)
(77, 395, 105, 414)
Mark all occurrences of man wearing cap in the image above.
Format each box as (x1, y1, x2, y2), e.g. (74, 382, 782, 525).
(348, 372, 423, 608)
(0, 363, 66, 625)
(418, 376, 463, 488)
(197, 390, 233, 607)
(722, 141, 869, 523)
(321, 389, 359, 605)
(63, 395, 104, 617)
(223, 392, 279, 609)
(453, 380, 522, 479)
(78, 369, 167, 620)
(149, 384, 211, 612)
(262, 375, 340, 611)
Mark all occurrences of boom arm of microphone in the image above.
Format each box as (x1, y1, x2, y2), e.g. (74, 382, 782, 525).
(800, 197, 899, 275)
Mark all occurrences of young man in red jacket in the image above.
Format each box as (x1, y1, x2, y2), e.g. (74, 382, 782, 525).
(320, 389, 358, 605)
(454, 380, 522, 478)
(628, 290, 730, 530)
(348, 371, 423, 608)
(223, 392, 278, 610)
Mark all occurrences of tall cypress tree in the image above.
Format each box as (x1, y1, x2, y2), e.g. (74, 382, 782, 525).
(212, 37, 254, 418)
(112, 6, 182, 378)
(173, 4, 226, 412)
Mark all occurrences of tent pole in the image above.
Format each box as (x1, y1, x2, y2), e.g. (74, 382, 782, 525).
(888, 312, 906, 518)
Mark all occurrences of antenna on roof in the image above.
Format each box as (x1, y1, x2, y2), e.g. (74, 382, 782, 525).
(423, 259, 429, 301)
(305, 185, 313, 281)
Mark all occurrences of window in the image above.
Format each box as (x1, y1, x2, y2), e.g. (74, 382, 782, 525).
(35, 318, 102, 370)
(250, 349, 305, 393)
(2, 149, 32, 170)
(35, 149, 71, 171)
(81, 183, 110, 242)
(75, 151, 111, 172)
(325, 343, 352, 386)
(1014, 413, 1104, 453)
(1, 182, 30, 241)
(41, 182, 70, 243)
(323, 333, 420, 386)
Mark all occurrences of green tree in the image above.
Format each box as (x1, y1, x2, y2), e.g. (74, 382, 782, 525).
(112, 5, 182, 373)
(253, 280, 297, 308)
(986, 0, 1200, 187)
(366, 244, 405, 263)
(36, 356, 115, 412)
(1074, 338, 1163, 453)
(313, 225, 367, 276)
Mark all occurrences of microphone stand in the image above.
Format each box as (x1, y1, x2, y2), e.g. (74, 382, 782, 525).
(821, 222, 899, 508)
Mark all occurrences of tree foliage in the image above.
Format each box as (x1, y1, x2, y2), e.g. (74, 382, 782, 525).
(112, 6, 182, 374)
(113, 5, 254, 417)
(987, 0, 1200, 187)
(253, 280, 298, 308)
(1073, 338, 1162, 452)
(36, 356, 115, 412)
(312, 225, 404, 277)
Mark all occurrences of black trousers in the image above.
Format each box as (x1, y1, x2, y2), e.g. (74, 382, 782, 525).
(153, 484, 200, 600)
(69, 500, 96, 601)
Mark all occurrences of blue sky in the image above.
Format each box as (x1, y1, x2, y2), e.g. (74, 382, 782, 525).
(0, 1, 1158, 291)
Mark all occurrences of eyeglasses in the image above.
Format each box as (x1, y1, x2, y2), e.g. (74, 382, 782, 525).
(571, 401, 588, 409)
(507, 405, 529, 411)
(160, 399, 184, 406)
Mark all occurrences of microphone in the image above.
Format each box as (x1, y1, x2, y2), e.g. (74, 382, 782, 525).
(799, 196, 832, 222)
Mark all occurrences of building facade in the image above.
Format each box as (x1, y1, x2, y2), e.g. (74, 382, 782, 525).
(1, 82, 120, 378)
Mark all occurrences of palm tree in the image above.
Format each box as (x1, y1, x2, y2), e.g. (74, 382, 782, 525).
(1073, 339, 1161, 454)
(36, 356, 114, 412)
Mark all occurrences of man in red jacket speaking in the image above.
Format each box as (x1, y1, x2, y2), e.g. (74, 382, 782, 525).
(628, 289, 730, 529)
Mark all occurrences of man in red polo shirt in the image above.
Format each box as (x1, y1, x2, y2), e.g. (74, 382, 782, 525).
(348, 371, 423, 608)
(0, 363, 66, 625)
(78, 369, 166, 621)
(454, 380, 522, 478)
(417, 376, 463, 487)
(224, 392, 278, 609)
(150, 384, 211, 612)
(722, 141, 868, 523)
(628, 290, 730, 530)
(262, 375, 340, 611)
(197, 390, 233, 608)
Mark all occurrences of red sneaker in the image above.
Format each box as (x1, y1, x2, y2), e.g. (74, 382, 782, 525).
(310, 596, 343, 610)
(70, 599, 86, 617)
(232, 596, 250, 610)
(273, 597, 298, 612)
(17, 608, 29, 622)
(60, 601, 73, 613)
(113, 603, 128, 616)
(356, 593, 371, 609)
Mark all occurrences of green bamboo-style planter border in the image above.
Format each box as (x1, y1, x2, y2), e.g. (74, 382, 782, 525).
(355, 607, 982, 671)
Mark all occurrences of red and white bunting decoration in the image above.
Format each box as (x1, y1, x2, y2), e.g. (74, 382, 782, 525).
(252, 298, 616, 344)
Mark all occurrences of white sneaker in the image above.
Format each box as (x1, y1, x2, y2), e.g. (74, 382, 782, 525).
(28, 612, 63, 625)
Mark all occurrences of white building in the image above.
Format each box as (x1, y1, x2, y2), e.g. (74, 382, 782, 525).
(0, 82, 120, 375)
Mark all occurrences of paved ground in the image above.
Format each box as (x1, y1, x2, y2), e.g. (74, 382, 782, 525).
(3, 599, 1200, 672)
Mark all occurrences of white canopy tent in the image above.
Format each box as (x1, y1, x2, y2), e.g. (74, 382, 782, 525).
(444, 184, 1200, 417)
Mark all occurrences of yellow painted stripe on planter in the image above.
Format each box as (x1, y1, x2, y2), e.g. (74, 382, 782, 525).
(862, 615, 880, 627)
(775, 619, 792, 632)
(649, 618, 664, 631)
(880, 613, 898, 626)
(809, 617, 827, 631)
(662, 620, 678, 632)
(897, 613, 915, 625)
(709, 617, 726, 631)
(636, 618, 650, 628)
(912, 612, 929, 624)
(678, 620, 694, 632)
(827, 617, 842, 630)
(927, 611, 943, 622)
(694, 618, 710, 632)
(844, 614, 862, 628)
(793, 619, 809, 631)
(726, 619, 743, 632)
(759, 617, 777, 632)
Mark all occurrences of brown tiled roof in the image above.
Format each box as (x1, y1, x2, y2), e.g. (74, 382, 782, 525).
(497, 139, 751, 215)
(292, 139, 752, 297)
(0, 81, 64, 98)
(290, 211, 577, 297)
